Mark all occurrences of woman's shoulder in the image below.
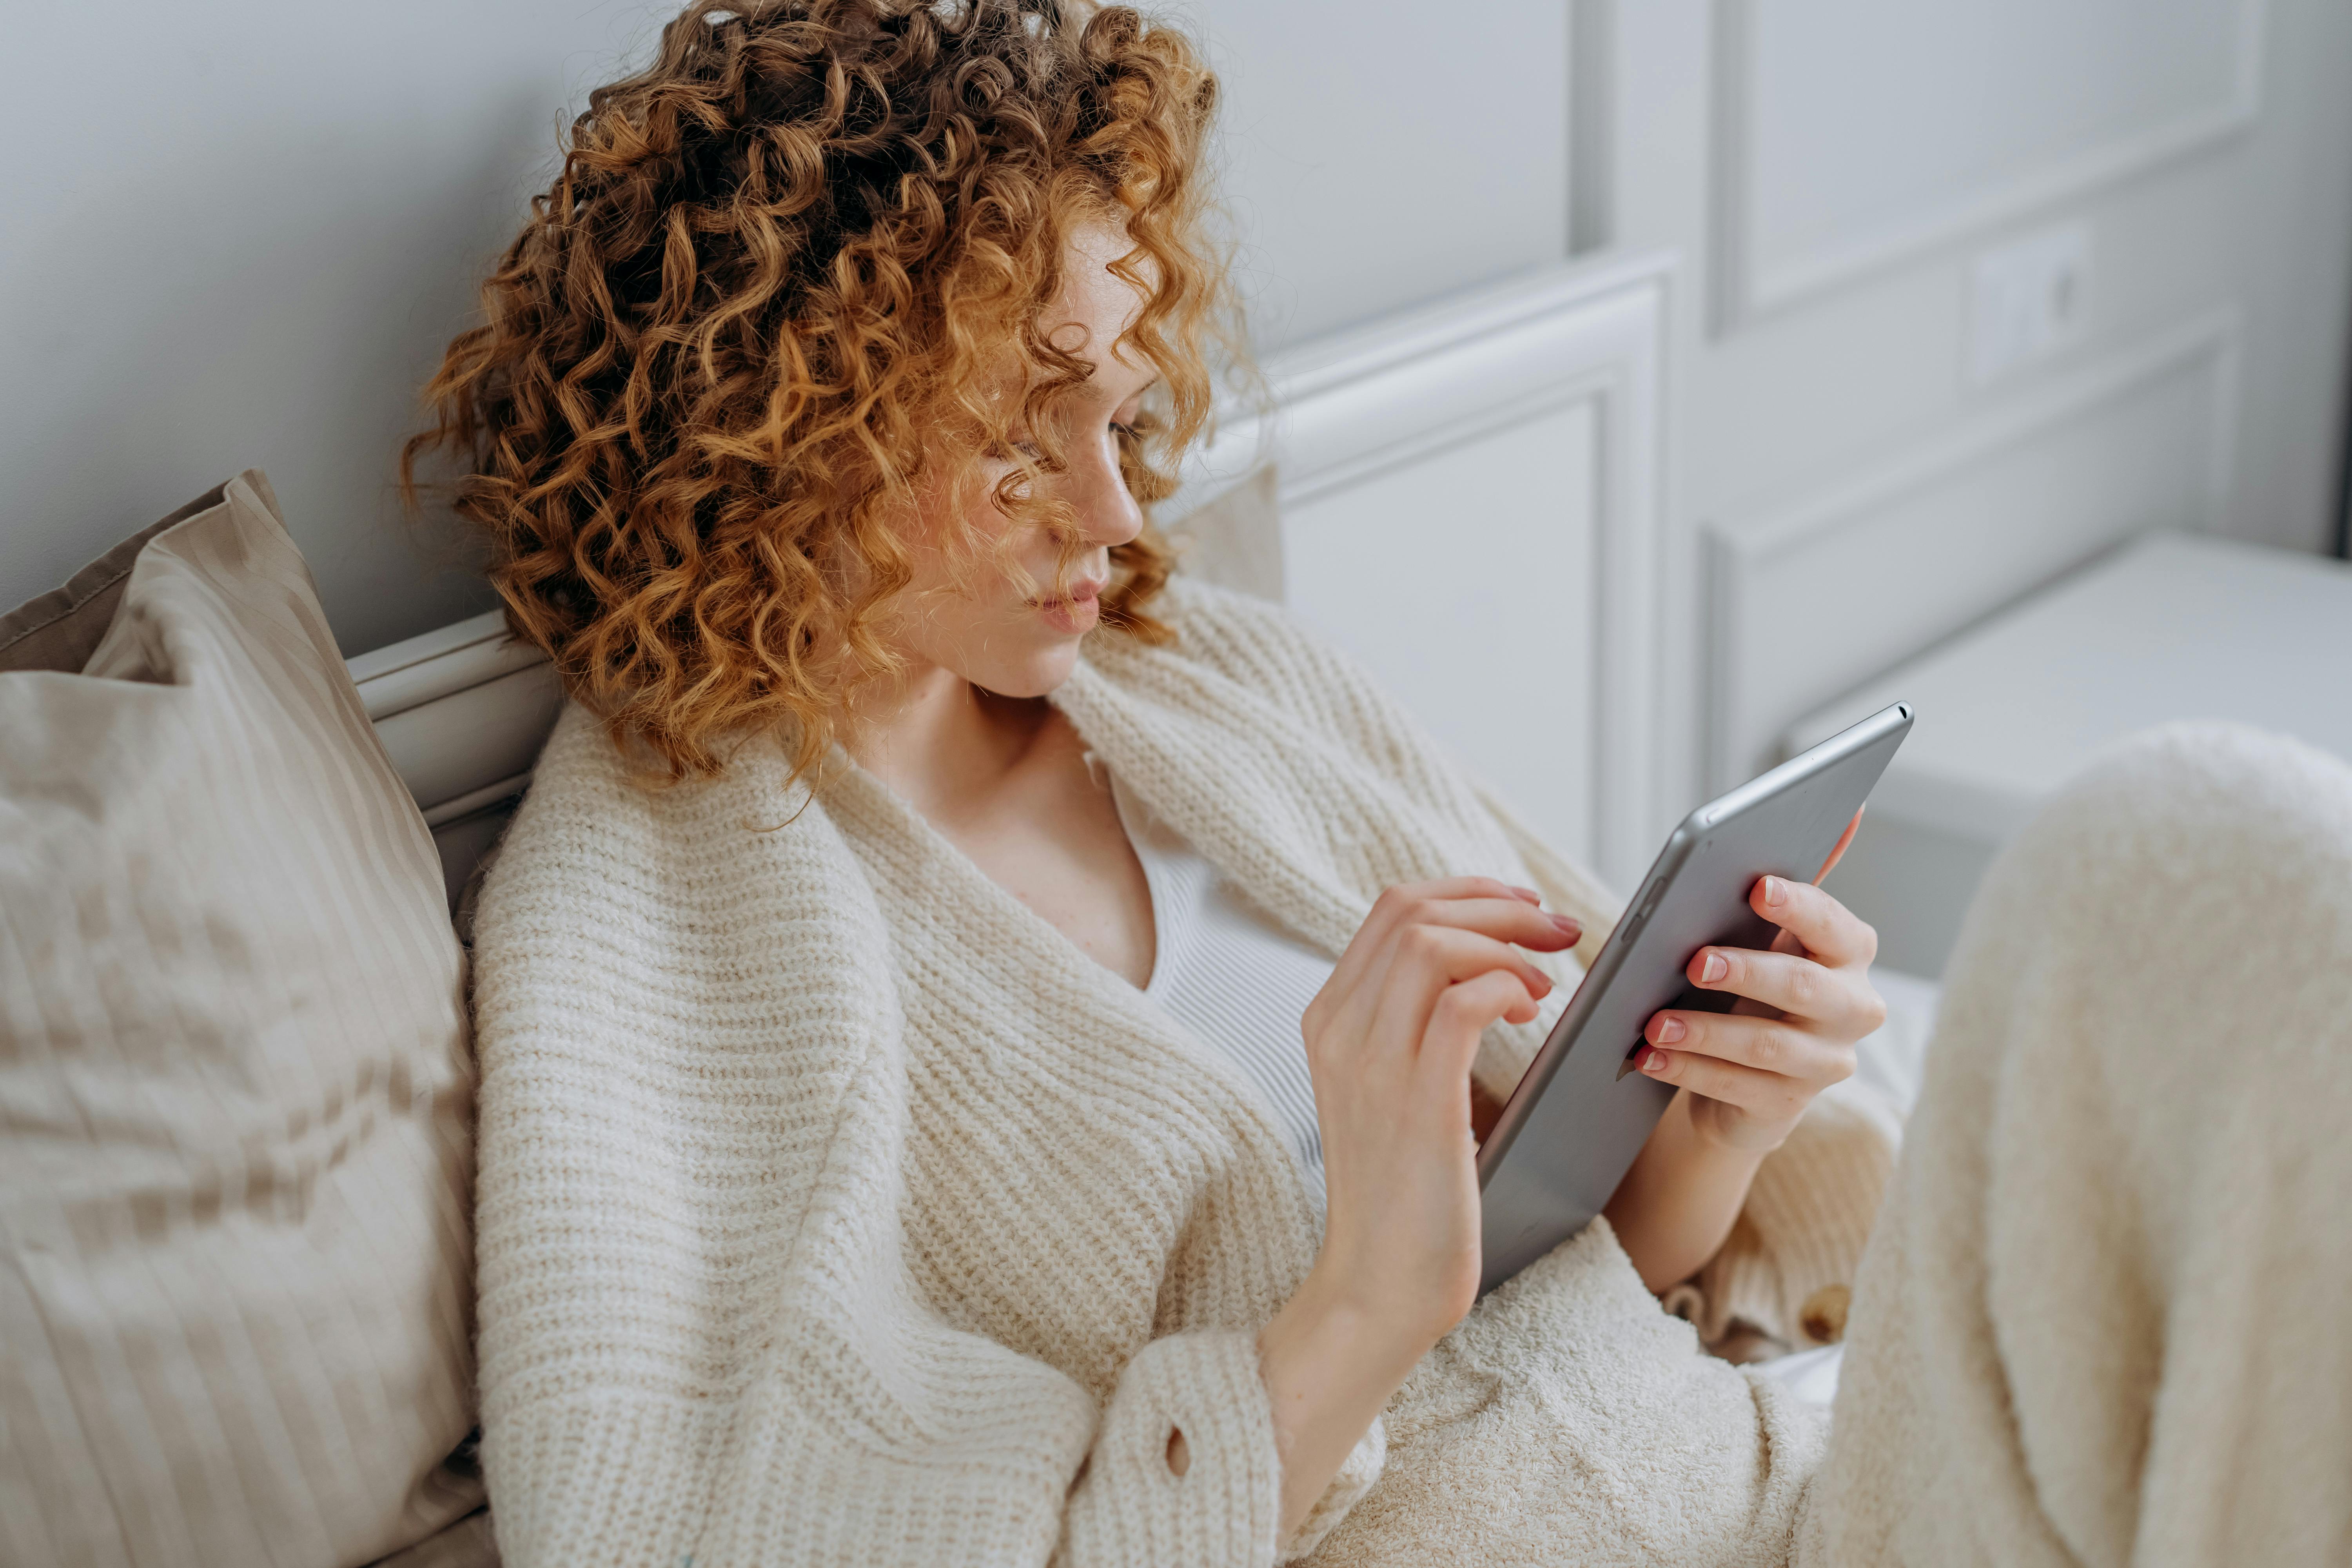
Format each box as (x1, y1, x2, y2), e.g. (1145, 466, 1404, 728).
(1145, 573, 1324, 663)
(478, 702, 867, 948)
(1113, 575, 1395, 735)
(497, 702, 724, 869)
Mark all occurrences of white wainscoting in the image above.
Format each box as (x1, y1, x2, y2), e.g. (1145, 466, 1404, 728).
(1702, 309, 2241, 787)
(1711, 0, 2267, 328)
(1183, 251, 1674, 889)
(1289, 403, 1604, 870)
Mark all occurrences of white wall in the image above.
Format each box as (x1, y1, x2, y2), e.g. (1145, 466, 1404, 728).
(1171, 0, 1572, 354)
(0, 1, 693, 655)
(0, 0, 1577, 656)
(1609, 0, 2352, 811)
(6, 0, 2350, 846)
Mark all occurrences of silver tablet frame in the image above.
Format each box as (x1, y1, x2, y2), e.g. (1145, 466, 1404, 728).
(1474, 702, 1915, 1296)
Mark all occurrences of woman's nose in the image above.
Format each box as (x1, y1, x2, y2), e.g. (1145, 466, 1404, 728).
(1065, 433, 1145, 550)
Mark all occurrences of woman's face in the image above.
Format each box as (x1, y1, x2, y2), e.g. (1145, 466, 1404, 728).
(883, 226, 1157, 699)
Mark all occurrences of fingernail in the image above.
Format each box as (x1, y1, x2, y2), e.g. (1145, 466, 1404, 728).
(1761, 875, 1788, 907)
(1643, 1050, 1670, 1074)
(1511, 885, 1543, 904)
(1548, 913, 1582, 937)
(1700, 952, 1728, 983)
(1652, 1016, 1686, 1044)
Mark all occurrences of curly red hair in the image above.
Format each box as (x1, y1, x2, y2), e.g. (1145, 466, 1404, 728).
(403, 0, 1234, 781)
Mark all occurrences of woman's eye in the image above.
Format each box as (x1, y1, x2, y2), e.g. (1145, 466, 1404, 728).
(1010, 439, 1044, 459)
(1109, 421, 1138, 440)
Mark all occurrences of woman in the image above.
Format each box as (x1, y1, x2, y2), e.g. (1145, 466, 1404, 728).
(411, 4, 2352, 1564)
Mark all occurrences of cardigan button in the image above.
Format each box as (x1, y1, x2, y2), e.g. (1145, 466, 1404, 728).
(1799, 1283, 1852, 1345)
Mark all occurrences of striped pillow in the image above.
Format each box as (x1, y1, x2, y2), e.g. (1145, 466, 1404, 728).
(0, 474, 483, 1567)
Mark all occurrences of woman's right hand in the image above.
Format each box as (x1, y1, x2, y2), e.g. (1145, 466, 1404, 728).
(1251, 878, 1580, 1537)
(1303, 877, 1579, 1338)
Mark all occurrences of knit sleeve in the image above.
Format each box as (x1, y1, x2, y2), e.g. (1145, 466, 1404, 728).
(474, 1022, 1301, 1568)
(1058, 1331, 1283, 1562)
(1143, 578, 1622, 954)
(475, 1017, 1301, 1568)
(470, 713, 1301, 1568)
(477, 1294, 1292, 1568)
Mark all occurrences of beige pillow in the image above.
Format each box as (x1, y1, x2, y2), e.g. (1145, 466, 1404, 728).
(0, 484, 226, 673)
(1166, 463, 1284, 601)
(0, 473, 482, 1567)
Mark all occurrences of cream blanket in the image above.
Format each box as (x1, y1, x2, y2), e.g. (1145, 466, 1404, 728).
(1804, 723, 2352, 1566)
(470, 580, 1841, 1568)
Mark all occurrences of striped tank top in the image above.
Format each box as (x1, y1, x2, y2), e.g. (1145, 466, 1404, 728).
(1111, 773, 1332, 1213)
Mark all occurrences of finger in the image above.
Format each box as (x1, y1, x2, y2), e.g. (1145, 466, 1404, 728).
(1364, 879, 1545, 942)
(1338, 879, 1550, 978)
(1632, 1044, 1810, 1123)
(1685, 945, 1878, 1030)
(1816, 807, 1864, 882)
(1747, 874, 1878, 968)
(1421, 969, 1540, 1080)
(1312, 877, 1571, 1047)
(1314, 879, 1531, 1034)
(1390, 896, 1581, 953)
(1321, 886, 1577, 1024)
(1366, 923, 1559, 1056)
(1644, 1009, 1851, 1083)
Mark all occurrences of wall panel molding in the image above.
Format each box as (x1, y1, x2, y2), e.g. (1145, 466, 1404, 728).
(1702, 307, 2243, 785)
(1178, 250, 1676, 886)
(1710, 0, 2268, 331)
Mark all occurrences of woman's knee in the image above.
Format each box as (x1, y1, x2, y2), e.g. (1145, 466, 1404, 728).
(1941, 719, 2352, 1088)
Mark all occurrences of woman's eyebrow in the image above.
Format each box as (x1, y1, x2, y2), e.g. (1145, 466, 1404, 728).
(1057, 373, 1156, 410)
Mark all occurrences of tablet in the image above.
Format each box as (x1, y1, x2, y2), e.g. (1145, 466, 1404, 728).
(1475, 702, 1913, 1296)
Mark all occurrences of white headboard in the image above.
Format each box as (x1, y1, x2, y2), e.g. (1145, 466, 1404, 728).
(354, 250, 1676, 907)
(345, 610, 563, 909)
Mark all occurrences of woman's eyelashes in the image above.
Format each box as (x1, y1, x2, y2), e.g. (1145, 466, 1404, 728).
(1003, 419, 1138, 462)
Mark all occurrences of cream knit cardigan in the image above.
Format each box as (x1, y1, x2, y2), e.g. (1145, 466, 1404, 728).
(471, 581, 1839, 1568)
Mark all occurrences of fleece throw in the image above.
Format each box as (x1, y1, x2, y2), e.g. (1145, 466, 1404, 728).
(1803, 723, 2352, 1566)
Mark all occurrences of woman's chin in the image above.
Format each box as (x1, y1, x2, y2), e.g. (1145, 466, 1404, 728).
(967, 639, 1084, 701)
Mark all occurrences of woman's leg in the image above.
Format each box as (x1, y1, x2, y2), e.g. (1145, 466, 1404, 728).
(1804, 723, 2352, 1566)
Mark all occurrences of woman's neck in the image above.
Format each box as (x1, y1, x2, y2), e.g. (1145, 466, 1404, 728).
(835, 652, 1158, 988)
(843, 660, 1054, 826)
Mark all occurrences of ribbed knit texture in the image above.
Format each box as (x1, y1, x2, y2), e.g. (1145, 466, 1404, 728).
(1666, 1079, 1906, 1356)
(1114, 772, 1338, 1212)
(471, 579, 1833, 1567)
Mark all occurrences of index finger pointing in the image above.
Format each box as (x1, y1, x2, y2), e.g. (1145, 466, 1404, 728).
(1749, 874, 1877, 968)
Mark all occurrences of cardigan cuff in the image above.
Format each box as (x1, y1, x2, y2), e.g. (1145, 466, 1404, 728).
(1061, 1330, 1284, 1567)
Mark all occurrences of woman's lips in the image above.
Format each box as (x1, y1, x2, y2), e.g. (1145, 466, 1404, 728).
(1032, 580, 1105, 634)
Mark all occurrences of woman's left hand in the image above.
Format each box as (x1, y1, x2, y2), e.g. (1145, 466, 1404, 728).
(1633, 868, 1887, 1154)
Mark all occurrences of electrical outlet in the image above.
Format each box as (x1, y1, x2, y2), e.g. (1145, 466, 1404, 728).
(1969, 222, 2093, 387)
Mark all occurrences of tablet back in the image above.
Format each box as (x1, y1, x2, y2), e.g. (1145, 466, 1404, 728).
(1475, 703, 1913, 1296)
